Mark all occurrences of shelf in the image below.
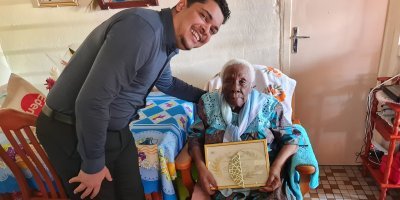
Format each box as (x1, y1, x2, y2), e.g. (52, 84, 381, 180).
(363, 79, 400, 200)
(374, 115, 400, 140)
(361, 157, 400, 189)
(387, 102, 400, 113)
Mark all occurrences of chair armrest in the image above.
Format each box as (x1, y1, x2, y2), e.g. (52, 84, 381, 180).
(292, 118, 301, 125)
(176, 143, 192, 170)
(296, 165, 315, 175)
(296, 165, 316, 196)
(175, 143, 195, 195)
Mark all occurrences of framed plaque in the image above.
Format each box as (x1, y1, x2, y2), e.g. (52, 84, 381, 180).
(204, 139, 269, 190)
(97, 0, 158, 10)
(36, 0, 79, 7)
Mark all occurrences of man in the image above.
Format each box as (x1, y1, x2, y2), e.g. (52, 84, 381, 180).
(36, 0, 230, 199)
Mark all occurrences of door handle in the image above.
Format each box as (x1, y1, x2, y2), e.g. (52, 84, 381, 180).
(291, 27, 310, 53)
(291, 35, 310, 39)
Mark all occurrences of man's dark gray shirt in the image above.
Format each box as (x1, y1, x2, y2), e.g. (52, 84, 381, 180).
(46, 8, 205, 173)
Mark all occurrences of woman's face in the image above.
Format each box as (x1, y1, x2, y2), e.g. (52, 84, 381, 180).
(221, 64, 253, 112)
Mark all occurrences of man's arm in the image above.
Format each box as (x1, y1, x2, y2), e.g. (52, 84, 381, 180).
(71, 15, 157, 199)
(155, 64, 205, 103)
(75, 15, 156, 174)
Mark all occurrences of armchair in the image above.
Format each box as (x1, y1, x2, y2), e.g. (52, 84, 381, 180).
(175, 65, 319, 199)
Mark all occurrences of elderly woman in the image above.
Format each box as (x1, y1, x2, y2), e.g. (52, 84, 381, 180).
(188, 59, 299, 200)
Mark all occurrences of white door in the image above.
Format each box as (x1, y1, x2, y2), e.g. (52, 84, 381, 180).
(283, 0, 388, 164)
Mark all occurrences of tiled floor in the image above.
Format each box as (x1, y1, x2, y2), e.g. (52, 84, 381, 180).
(304, 165, 400, 200)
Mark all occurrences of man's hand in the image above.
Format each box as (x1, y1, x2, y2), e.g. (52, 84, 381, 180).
(197, 165, 217, 195)
(259, 166, 281, 192)
(69, 167, 112, 199)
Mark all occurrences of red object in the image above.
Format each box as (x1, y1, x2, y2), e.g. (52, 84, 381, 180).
(20, 93, 45, 116)
(45, 77, 56, 90)
(380, 153, 400, 184)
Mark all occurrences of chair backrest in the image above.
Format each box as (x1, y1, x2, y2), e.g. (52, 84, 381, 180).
(204, 65, 297, 123)
(0, 108, 67, 199)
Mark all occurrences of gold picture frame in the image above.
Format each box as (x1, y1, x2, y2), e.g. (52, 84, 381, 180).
(97, 0, 159, 10)
(36, 0, 79, 7)
(204, 139, 270, 190)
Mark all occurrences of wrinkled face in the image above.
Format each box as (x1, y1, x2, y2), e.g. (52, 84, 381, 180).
(221, 64, 253, 112)
(173, 0, 224, 50)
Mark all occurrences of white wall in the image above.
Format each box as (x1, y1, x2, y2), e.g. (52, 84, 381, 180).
(0, 44, 11, 86)
(0, 0, 281, 94)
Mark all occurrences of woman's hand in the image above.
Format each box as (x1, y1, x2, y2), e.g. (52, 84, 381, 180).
(197, 165, 218, 195)
(259, 165, 281, 192)
(259, 144, 297, 193)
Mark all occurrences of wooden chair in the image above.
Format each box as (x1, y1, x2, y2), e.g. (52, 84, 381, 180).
(0, 108, 67, 200)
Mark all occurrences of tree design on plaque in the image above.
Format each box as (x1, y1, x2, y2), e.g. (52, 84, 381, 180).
(209, 154, 223, 177)
(228, 149, 265, 187)
(228, 152, 245, 187)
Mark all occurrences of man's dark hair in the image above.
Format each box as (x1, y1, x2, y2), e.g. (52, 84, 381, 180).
(187, 0, 231, 24)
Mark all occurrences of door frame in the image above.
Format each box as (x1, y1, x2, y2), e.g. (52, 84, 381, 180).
(280, 0, 293, 76)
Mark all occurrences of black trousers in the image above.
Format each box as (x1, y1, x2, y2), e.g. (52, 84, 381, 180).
(36, 113, 145, 200)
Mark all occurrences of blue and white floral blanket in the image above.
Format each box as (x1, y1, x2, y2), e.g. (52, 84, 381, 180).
(130, 92, 195, 200)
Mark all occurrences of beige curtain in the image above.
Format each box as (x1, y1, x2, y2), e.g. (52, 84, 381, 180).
(378, 0, 400, 77)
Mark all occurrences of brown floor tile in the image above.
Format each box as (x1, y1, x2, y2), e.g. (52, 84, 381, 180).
(330, 184, 339, 189)
(331, 168, 346, 173)
(343, 180, 351, 185)
(350, 177, 359, 181)
(310, 193, 319, 198)
(324, 188, 333, 194)
(353, 185, 363, 190)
